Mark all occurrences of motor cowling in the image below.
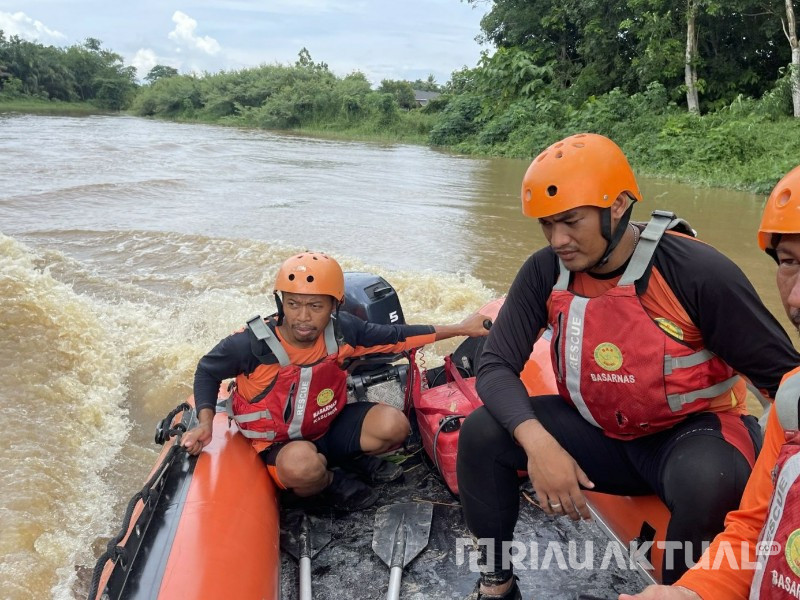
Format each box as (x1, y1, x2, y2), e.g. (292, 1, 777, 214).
(341, 272, 405, 326)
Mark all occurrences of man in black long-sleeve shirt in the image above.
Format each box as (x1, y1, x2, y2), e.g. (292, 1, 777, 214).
(183, 252, 490, 511)
(456, 133, 800, 599)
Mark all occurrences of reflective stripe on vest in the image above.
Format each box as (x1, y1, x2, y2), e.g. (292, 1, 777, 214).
(561, 296, 600, 428)
(777, 370, 800, 432)
(225, 399, 277, 440)
(286, 366, 313, 440)
(666, 376, 740, 412)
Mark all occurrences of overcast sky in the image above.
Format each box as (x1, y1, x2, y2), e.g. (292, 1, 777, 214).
(0, 1, 491, 85)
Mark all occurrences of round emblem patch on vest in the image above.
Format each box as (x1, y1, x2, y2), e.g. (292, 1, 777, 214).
(655, 318, 684, 340)
(594, 343, 623, 372)
(316, 388, 335, 407)
(786, 529, 800, 577)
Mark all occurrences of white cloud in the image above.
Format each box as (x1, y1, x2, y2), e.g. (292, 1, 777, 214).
(168, 11, 220, 55)
(129, 48, 182, 80)
(0, 11, 66, 43)
(130, 48, 158, 79)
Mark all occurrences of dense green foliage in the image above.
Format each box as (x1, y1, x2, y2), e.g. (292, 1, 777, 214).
(468, 0, 788, 111)
(424, 0, 800, 192)
(0, 33, 136, 109)
(131, 50, 437, 141)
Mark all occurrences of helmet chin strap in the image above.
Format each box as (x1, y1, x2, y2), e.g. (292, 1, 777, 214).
(587, 203, 635, 272)
(274, 292, 285, 326)
(766, 234, 781, 263)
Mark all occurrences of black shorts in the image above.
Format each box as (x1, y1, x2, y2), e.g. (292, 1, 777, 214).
(258, 401, 376, 470)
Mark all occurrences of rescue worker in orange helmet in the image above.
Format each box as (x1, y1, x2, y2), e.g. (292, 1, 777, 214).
(622, 164, 800, 599)
(456, 134, 800, 599)
(183, 252, 490, 511)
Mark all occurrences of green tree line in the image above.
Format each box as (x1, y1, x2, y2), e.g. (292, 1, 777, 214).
(130, 48, 438, 140)
(0, 32, 136, 109)
(430, 0, 800, 191)
(466, 0, 799, 114)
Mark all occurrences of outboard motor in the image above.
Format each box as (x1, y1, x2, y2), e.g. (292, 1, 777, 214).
(340, 272, 410, 411)
(341, 272, 405, 326)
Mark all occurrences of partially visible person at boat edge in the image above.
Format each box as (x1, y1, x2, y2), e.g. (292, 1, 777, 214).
(455, 132, 800, 599)
(181, 251, 490, 511)
(619, 166, 800, 600)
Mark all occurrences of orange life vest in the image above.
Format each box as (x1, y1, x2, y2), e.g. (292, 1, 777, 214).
(226, 316, 347, 443)
(750, 368, 800, 599)
(547, 212, 739, 439)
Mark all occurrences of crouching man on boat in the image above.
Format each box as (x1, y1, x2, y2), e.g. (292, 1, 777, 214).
(620, 166, 800, 599)
(456, 133, 800, 599)
(182, 251, 489, 512)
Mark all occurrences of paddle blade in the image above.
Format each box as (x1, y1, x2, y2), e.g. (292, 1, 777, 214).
(372, 502, 433, 568)
(280, 510, 332, 560)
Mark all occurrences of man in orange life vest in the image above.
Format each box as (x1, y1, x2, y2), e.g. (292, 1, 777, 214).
(620, 165, 800, 599)
(456, 134, 800, 599)
(182, 252, 490, 511)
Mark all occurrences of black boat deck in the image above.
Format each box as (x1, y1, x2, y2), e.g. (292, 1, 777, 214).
(279, 448, 646, 600)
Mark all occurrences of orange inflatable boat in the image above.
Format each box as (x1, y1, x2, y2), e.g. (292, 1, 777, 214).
(88, 396, 280, 600)
(89, 281, 668, 599)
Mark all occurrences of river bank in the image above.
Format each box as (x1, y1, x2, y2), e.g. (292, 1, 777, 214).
(0, 98, 112, 116)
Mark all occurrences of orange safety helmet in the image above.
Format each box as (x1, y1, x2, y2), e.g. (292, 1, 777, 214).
(274, 252, 345, 302)
(521, 133, 642, 219)
(758, 165, 800, 256)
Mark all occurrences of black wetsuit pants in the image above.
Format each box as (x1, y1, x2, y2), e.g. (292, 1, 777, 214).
(456, 395, 761, 584)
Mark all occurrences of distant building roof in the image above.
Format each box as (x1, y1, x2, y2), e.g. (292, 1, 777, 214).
(412, 90, 441, 102)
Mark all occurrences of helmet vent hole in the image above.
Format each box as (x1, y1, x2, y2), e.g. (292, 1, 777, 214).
(573, 142, 585, 148)
(288, 274, 295, 281)
(555, 142, 564, 148)
(546, 185, 558, 197)
(306, 275, 315, 283)
(536, 152, 547, 162)
(777, 189, 792, 208)
(312, 256, 318, 260)
(555, 151, 563, 159)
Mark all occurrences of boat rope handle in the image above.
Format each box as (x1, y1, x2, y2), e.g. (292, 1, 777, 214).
(86, 402, 192, 600)
(155, 401, 191, 444)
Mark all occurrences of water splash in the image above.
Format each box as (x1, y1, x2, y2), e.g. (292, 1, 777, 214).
(0, 230, 494, 598)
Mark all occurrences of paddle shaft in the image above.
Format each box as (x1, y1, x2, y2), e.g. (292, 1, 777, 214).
(299, 556, 312, 600)
(386, 514, 407, 599)
(386, 567, 402, 600)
